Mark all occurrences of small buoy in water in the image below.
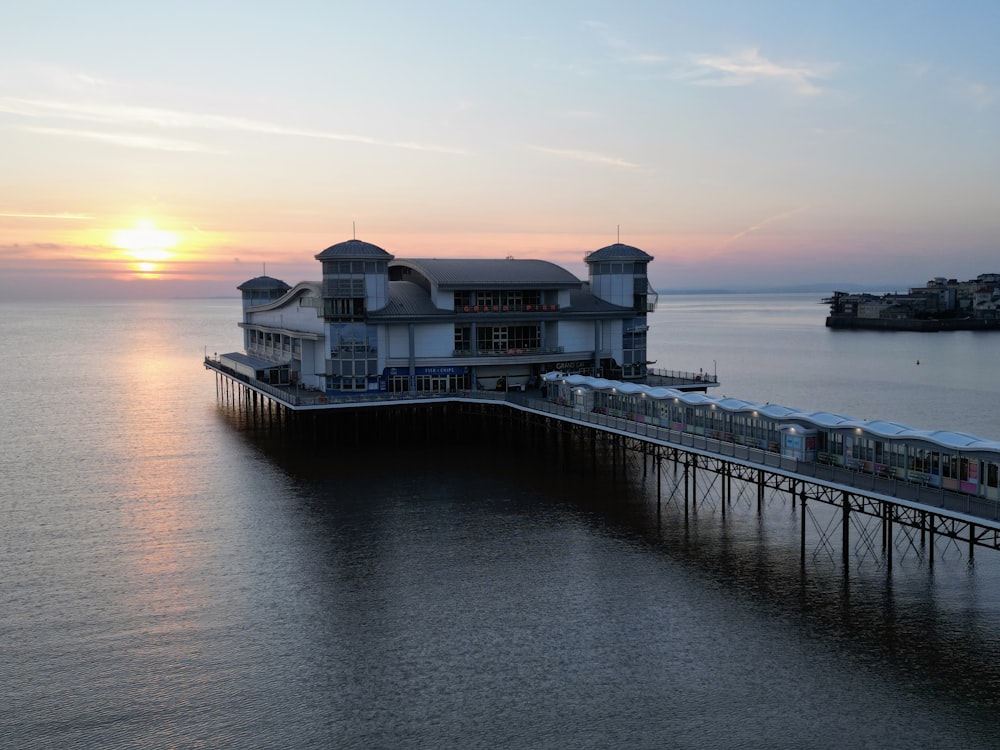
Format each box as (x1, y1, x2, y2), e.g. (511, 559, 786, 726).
(916, 359, 920, 365)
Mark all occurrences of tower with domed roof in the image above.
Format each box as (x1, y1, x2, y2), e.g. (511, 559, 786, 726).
(314, 238, 394, 391)
(237, 274, 291, 310)
(315, 238, 393, 318)
(584, 242, 657, 379)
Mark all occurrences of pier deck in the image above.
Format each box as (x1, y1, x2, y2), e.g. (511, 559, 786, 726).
(205, 358, 1000, 564)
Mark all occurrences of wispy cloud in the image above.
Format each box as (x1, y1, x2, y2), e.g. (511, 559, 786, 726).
(679, 49, 835, 96)
(580, 23, 834, 96)
(0, 212, 92, 220)
(906, 63, 997, 110)
(621, 53, 669, 64)
(22, 126, 222, 153)
(0, 242, 74, 262)
(0, 97, 467, 154)
(580, 20, 628, 52)
(724, 207, 808, 245)
(952, 77, 998, 110)
(528, 145, 638, 168)
(581, 20, 668, 66)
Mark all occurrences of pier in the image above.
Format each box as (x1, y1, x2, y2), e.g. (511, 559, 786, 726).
(205, 357, 1000, 571)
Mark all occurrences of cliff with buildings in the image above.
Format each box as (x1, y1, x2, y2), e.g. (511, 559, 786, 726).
(825, 274, 1000, 331)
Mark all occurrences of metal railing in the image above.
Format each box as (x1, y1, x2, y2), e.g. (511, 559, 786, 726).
(451, 346, 565, 358)
(646, 367, 718, 386)
(527, 397, 999, 522)
(453, 303, 559, 313)
(205, 358, 997, 523)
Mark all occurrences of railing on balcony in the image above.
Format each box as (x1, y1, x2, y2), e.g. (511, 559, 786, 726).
(646, 367, 718, 386)
(454, 303, 559, 313)
(451, 345, 566, 358)
(646, 282, 659, 312)
(330, 345, 377, 358)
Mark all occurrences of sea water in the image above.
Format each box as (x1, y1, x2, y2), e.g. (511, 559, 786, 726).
(649, 293, 1000, 438)
(1, 296, 998, 749)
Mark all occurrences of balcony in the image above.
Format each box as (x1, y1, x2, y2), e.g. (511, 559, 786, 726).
(454, 303, 559, 313)
(452, 346, 565, 358)
(330, 345, 377, 358)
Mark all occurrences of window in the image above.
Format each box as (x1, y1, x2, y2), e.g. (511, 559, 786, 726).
(476, 324, 540, 352)
(889, 442, 907, 468)
(330, 323, 377, 376)
(323, 278, 366, 297)
(457, 290, 541, 310)
(324, 297, 366, 318)
(622, 320, 647, 377)
(327, 376, 368, 391)
(855, 438, 874, 463)
(827, 432, 844, 458)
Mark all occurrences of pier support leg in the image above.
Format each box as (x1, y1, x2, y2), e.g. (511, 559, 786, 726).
(727, 468, 732, 511)
(881, 501, 887, 551)
(721, 463, 727, 519)
(683, 457, 690, 521)
(800, 491, 807, 566)
(842, 491, 850, 572)
(886, 503, 893, 572)
(656, 451, 662, 510)
(691, 459, 697, 511)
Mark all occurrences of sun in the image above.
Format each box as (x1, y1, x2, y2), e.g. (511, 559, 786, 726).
(111, 219, 181, 277)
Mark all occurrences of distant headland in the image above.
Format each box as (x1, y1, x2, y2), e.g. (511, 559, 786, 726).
(825, 274, 1000, 331)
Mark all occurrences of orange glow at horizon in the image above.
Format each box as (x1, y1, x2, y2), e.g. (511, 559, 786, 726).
(111, 219, 181, 278)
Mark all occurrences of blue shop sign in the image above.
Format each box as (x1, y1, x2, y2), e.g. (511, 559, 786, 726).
(386, 366, 466, 376)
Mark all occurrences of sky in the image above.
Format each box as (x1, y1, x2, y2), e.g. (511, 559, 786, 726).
(2, 1, 999, 299)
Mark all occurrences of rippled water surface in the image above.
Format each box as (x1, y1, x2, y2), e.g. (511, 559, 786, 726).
(2, 297, 999, 749)
(649, 293, 1000, 438)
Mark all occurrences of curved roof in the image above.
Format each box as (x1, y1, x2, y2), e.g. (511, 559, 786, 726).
(566, 288, 633, 313)
(541, 372, 1000, 456)
(390, 258, 581, 290)
(315, 238, 394, 260)
(242, 281, 320, 311)
(237, 275, 291, 292)
(585, 243, 653, 263)
(369, 281, 452, 318)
